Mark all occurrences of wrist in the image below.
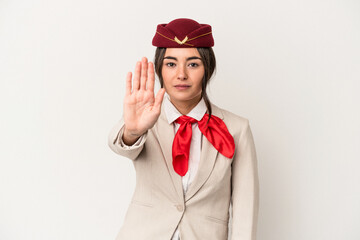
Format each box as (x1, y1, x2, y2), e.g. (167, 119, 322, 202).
(123, 127, 144, 138)
(122, 127, 144, 145)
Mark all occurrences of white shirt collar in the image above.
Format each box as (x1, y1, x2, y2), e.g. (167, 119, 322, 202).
(163, 92, 207, 124)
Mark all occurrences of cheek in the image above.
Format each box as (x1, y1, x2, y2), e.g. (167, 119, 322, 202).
(161, 70, 170, 88)
(194, 70, 205, 89)
(162, 68, 173, 81)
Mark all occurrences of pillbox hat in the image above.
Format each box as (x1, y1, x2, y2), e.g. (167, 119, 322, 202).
(152, 18, 214, 48)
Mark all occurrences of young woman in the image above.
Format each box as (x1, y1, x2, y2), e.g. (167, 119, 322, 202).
(108, 18, 259, 240)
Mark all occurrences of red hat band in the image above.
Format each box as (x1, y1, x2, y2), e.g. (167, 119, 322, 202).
(152, 18, 214, 48)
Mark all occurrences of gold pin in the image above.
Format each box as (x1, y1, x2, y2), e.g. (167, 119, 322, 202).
(174, 36, 188, 45)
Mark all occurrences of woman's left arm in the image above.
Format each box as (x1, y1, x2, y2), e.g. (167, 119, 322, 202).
(230, 119, 259, 240)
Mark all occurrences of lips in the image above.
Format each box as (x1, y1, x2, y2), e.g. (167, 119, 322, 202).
(174, 84, 191, 90)
(175, 84, 191, 87)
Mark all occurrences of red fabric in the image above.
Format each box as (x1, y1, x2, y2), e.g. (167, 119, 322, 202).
(152, 18, 214, 48)
(172, 114, 235, 176)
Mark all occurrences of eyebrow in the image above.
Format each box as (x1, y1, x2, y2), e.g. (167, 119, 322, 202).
(163, 56, 202, 61)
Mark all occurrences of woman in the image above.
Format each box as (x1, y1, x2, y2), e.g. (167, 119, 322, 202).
(108, 18, 259, 240)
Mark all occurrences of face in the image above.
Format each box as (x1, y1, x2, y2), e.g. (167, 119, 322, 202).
(162, 48, 205, 107)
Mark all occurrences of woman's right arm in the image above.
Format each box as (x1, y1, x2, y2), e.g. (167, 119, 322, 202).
(108, 57, 165, 160)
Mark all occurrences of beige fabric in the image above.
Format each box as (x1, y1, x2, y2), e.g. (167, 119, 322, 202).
(108, 102, 259, 240)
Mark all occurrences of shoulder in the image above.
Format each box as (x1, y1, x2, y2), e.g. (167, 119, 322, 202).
(210, 102, 251, 140)
(211, 102, 250, 126)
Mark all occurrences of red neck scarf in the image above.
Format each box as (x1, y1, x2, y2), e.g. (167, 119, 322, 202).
(172, 114, 235, 176)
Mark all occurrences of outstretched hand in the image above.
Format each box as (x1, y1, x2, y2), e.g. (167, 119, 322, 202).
(122, 57, 166, 144)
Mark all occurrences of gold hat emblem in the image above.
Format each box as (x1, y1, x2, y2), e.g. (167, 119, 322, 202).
(174, 36, 188, 45)
(156, 31, 213, 47)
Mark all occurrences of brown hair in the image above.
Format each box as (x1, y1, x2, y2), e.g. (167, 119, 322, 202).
(154, 47, 216, 123)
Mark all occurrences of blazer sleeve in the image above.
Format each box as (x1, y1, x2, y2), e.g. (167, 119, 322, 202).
(107, 117, 147, 160)
(231, 119, 259, 240)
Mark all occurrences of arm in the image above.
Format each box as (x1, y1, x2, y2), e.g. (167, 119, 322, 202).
(231, 120, 259, 240)
(108, 117, 148, 160)
(107, 57, 165, 160)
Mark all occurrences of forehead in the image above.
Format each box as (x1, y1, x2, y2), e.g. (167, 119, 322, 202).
(164, 48, 200, 58)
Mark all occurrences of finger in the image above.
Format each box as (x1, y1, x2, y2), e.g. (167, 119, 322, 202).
(140, 57, 148, 90)
(147, 61, 155, 92)
(154, 88, 166, 109)
(125, 71, 132, 96)
(133, 61, 141, 91)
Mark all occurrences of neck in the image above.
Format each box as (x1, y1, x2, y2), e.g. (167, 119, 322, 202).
(170, 95, 202, 115)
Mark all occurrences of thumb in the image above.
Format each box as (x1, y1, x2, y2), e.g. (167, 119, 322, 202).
(154, 88, 166, 109)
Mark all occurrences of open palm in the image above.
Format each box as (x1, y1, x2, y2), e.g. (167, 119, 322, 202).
(123, 57, 165, 138)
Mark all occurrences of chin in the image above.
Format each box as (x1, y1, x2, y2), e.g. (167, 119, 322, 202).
(169, 91, 201, 103)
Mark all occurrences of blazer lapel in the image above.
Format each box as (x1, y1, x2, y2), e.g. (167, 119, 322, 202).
(154, 102, 225, 203)
(185, 103, 224, 202)
(153, 103, 184, 203)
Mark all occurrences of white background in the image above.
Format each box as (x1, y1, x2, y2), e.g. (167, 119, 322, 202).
(1, 0, 359, 239)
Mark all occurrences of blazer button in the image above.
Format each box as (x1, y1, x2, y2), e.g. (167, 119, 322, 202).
(176, 204, 184, 212)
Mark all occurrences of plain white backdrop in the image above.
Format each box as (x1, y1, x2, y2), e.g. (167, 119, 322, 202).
(1, 0, 359, 239)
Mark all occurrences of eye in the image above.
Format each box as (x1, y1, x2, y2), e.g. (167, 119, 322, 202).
(188, 62, 199, 68)
(165, 62, 176, 67)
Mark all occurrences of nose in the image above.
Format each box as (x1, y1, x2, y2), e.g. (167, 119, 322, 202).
(177, 64, 188, 80)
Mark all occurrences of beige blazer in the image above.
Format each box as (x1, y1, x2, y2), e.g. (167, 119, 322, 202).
(108, 102, 259, 240)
